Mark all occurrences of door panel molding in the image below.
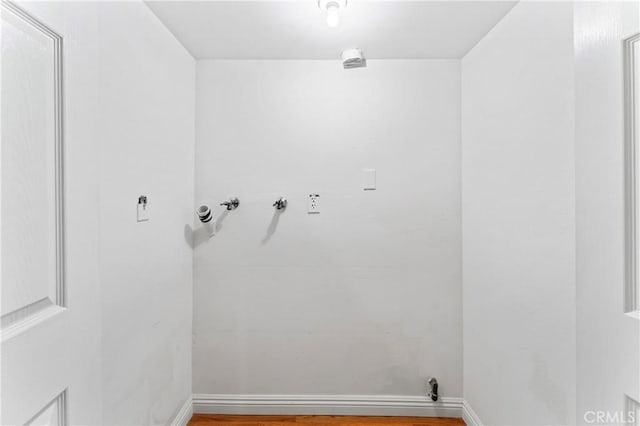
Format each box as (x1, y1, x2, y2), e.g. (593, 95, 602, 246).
(625, 32, 640, 316)
(1, 0, 65, 340)
(25, 389, 67, 426)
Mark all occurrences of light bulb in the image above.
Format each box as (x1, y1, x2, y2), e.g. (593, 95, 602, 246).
(326, 2, 340, 27)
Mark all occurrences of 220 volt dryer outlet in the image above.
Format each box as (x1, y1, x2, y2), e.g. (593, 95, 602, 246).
(308, 194, 320, 214)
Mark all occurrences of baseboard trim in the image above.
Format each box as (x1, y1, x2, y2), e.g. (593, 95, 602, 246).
(171, 395, 193, 426)
(192, 394, 463, 418)
(462, 400, 482, 426)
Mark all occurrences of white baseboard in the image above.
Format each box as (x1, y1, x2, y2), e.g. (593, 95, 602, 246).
(192, 394, 463, 418)
(171, 395, 193, 426)
(462, 399, 483, 426)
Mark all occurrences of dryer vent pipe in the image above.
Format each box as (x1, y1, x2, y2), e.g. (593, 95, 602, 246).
(342, 48, 366, 69)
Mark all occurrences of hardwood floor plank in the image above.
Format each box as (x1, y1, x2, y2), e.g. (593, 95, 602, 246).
(188, 414, 465, 426)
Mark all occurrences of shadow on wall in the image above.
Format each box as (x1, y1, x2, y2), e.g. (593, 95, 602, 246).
(262, 208, 284, 245)
(184, 206, 284, 248)
(528, 353, 567, 424)
(184, 209, 230, 249)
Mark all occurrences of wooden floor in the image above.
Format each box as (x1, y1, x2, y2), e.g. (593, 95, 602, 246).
(188, 414, 465, 426)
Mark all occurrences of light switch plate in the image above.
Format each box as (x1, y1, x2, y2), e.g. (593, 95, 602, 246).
(363, 168, 376, 190)
(308, 194, 320, 214)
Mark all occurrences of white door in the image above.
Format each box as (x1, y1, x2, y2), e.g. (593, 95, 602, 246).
(575, 1, 640, 423)
(1, 1, 101, 424)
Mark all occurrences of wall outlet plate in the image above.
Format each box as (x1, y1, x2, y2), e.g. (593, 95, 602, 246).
(137, 195, 150, 222)
(308, 194, 320, 214)
(363, 168, 376, 190)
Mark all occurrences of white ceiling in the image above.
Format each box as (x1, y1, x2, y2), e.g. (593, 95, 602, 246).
(146, 1, 517, 60)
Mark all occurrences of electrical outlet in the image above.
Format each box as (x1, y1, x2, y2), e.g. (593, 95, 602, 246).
(308, 194, 320, 214)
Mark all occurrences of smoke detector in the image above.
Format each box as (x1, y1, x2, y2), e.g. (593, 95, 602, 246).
(342, 48, 366, 69)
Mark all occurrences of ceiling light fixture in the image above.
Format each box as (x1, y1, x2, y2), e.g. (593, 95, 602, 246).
(319, 0, 346, 28)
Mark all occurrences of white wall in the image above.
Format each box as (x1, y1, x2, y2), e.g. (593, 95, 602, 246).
(193, 60, 462, 399)
(461, 2, 576, 425)
(574, 2, 640, 423)
(4, 2, 195, 425)
(95, 3, 195, 425)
